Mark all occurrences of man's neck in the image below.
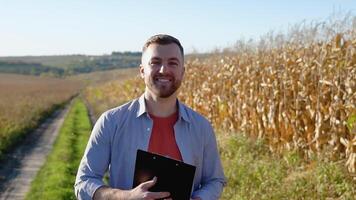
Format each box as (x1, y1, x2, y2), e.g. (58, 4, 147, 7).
(144, 91, 177, 117)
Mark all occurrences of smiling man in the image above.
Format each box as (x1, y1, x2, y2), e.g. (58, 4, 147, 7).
(75, 34, 226, 200)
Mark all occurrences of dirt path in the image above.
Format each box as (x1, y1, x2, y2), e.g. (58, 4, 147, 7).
(0, 105, 70, 200)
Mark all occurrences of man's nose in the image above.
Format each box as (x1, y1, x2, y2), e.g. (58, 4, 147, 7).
(158, 64, 168, 74)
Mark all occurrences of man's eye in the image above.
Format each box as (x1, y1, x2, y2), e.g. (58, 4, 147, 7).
(150, 61, 161, 66)
(169, 62, 178, 66)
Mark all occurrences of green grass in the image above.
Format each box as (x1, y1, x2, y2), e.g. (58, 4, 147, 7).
(25, 99, 91, 200)
(218, 133, 356, 200)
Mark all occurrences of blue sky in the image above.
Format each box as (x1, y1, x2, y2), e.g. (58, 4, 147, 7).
(0, 0, 355, 56)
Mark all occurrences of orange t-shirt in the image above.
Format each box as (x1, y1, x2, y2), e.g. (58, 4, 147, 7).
(148, 112, 183, 161)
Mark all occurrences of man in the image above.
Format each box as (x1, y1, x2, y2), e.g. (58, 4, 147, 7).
(75, 34, 226, 200)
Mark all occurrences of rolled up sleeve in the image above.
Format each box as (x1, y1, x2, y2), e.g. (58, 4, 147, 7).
(74, 112, 113, 200)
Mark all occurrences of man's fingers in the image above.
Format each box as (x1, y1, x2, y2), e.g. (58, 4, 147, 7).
(138, 177, 170, 199)
(146, 191, 171, 199)
(140, 176, 157, 190)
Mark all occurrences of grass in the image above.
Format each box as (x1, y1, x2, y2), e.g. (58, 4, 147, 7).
(218, 133, 356, 200)
(25, 99, 91, 200)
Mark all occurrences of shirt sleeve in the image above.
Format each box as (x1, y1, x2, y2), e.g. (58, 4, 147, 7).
(192, 122, 227, 200)
(74, 112, 113, 200)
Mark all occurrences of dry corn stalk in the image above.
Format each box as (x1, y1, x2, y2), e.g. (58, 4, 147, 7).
(340, 136, 356, 173)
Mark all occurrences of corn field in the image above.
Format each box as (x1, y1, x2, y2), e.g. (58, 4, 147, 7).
(181, 34, 356, 175)
(85, 17, 356, 175)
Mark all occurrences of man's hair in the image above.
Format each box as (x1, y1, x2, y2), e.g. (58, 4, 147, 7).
(142, 34, 184, 56)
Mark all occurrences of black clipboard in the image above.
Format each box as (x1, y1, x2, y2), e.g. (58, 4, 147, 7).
(132, 149, 196, 200)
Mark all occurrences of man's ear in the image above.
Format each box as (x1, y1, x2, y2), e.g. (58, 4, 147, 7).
(139, 64, 145, 78)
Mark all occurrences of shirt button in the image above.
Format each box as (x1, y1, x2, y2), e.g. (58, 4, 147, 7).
(147, 128, 150, 131)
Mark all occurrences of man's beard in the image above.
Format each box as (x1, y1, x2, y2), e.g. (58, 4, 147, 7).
(147, 74, 182, 98)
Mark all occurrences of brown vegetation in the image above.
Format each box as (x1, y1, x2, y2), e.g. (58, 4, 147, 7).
(84, 16, 356, 175)
(0, 73, 80, 158)
(181, 34, 355, 174)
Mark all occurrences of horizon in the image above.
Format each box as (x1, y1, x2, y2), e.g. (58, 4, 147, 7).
(0, 0, 355, 57)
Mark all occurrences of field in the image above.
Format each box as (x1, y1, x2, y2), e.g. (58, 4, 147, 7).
(0, 73, 81, 159)
(81, 17, 356, 198)
(68, 67, 138, 86)
(1, 14, 355, 199)
(25, 106, 356, 200)
(84, 21, 356, 171)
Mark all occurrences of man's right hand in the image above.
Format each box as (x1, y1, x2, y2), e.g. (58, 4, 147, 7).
(93, 177, 171, 200)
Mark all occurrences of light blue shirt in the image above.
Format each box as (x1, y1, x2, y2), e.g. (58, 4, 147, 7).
(75, 94, 226, 200)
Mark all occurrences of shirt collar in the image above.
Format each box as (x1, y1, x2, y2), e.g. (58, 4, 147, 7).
(136, 94, 190, 123)
(136, 94, 147, 117)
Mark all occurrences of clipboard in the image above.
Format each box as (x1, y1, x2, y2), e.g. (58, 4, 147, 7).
(132, 149, 196, 200)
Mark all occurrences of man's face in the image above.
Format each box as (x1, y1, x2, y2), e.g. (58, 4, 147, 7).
(140, 43, 184, 98)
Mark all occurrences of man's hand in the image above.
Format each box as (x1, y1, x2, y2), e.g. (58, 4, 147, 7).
(127, 176, 171, 200)
(93, 177, 171, 200)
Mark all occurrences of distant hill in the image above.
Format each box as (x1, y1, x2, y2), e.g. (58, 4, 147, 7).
(0, 61, 65, 76)
(0, 51, 141, 77)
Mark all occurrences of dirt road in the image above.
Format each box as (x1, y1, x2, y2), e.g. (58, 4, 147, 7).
(0, 105, 70, 200)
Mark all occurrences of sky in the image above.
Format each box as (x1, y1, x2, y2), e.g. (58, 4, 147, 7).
(0, 0, 355, 56)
